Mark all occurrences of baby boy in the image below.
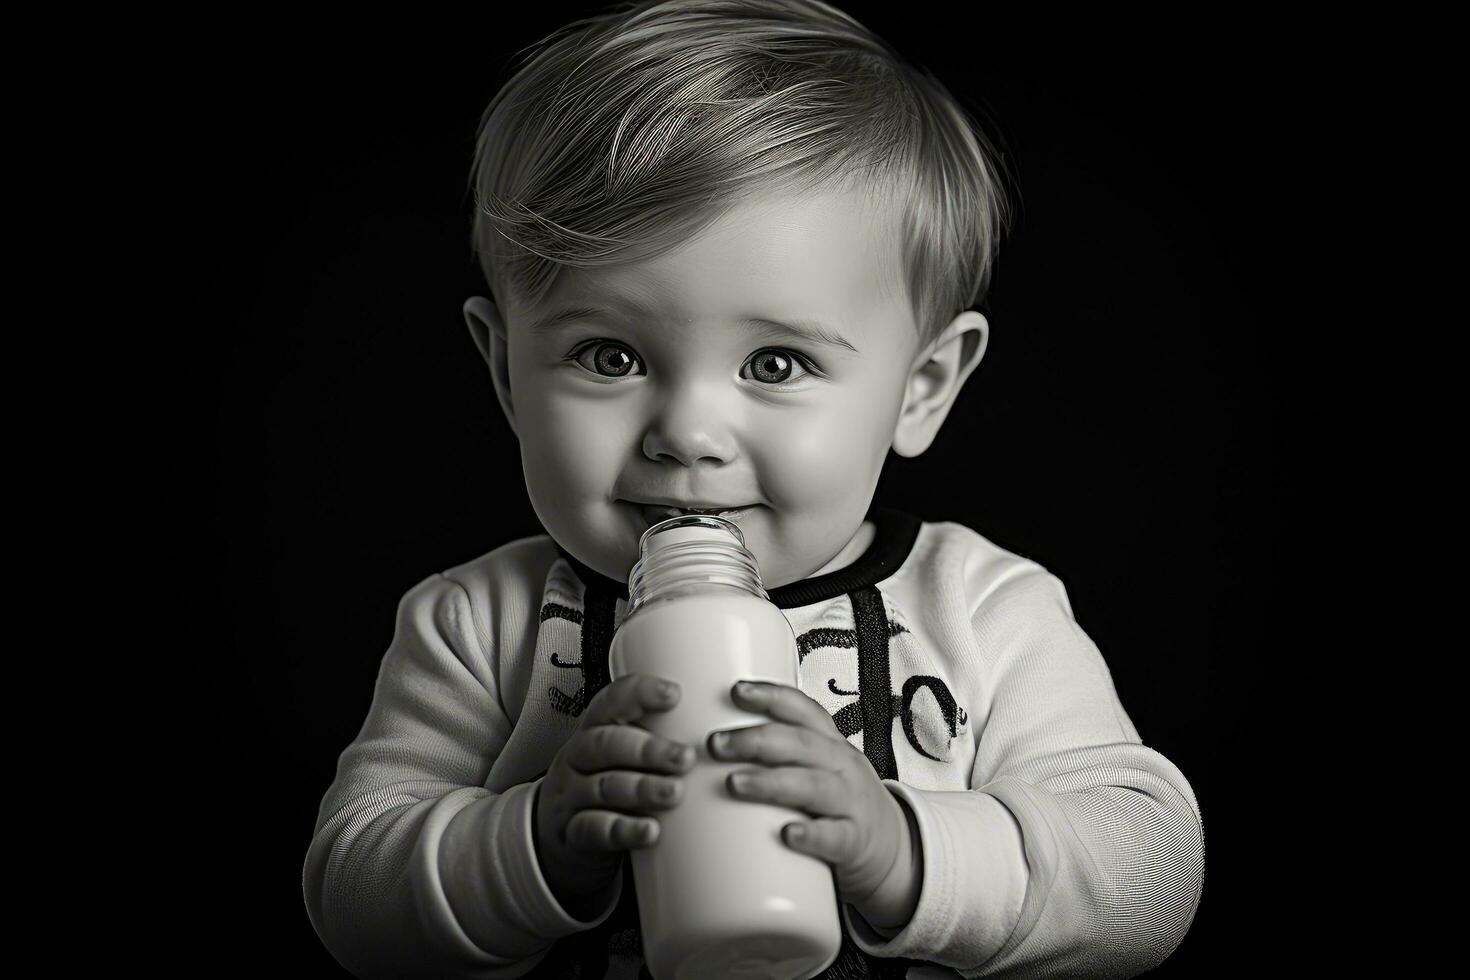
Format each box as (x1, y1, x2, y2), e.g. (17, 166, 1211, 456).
(304, 2, 1205, 977)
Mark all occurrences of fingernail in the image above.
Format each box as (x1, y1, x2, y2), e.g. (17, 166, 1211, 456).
(729, 772, 751, 793)
(734, 681, 754, 696)
(659, 681, 679, 699)
(710, 732, 729, 753)
(669, 745, 690, 766)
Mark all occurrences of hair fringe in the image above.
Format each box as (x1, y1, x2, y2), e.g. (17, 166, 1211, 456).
(468, 0, 1015, 343)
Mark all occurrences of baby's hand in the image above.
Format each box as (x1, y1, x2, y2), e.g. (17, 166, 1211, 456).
(533, 674, 694, 912)
(707, 680, 909, 909)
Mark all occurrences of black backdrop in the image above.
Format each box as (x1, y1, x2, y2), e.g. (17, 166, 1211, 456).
(165, 4, 1323, 976)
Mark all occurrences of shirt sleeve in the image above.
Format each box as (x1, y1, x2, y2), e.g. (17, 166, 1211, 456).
(839, 572, 1205, 978)
(301, 572, 621, 979)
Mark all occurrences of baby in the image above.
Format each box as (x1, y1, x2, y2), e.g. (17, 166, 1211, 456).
(303, 1, 1205, 977)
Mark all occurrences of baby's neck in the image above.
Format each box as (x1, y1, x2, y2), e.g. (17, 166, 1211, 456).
(808, 520, 876, 579)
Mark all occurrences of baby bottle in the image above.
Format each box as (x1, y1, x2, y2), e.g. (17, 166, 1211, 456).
(608, 514, 842, 980)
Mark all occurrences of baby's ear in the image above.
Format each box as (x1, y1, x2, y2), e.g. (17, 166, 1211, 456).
(891, 310, 989, 458)
(462, 296, 517, 438)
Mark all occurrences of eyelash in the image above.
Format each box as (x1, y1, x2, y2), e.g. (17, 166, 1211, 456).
(563, 340, 820, 390)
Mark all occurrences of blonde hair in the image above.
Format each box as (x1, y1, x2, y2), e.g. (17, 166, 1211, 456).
(468, 0, 1014, 347)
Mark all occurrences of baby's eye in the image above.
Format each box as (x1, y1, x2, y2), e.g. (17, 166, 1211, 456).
(568, 341, 644, 379)
(741, 348, 813, 387)
(565, 341, 815, 387)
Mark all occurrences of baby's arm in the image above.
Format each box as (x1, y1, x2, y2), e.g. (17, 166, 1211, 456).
(842, 572, 1205, 978)
(302, 573, 614, 979)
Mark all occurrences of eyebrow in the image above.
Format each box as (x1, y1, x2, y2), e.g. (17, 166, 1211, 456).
(527, 304, 860, 354)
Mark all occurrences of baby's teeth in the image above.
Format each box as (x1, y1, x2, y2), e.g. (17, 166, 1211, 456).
(654, 505, 741, 517)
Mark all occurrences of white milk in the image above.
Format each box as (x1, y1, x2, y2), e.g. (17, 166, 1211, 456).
(608, 516, 841, 980)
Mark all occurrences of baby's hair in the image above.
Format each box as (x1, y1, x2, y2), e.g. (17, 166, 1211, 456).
(468, 0, 1014, 348)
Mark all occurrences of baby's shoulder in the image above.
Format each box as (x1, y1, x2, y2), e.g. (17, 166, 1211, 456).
(906, 518, 1073, 619)
(433, 533, 563, 608)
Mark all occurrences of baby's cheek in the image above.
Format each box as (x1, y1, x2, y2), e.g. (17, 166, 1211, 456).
(756, 401, 887, 509)
(519, 397, 620, 506)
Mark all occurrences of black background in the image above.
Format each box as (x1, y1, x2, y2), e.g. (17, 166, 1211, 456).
(165, 3, 1323, 976)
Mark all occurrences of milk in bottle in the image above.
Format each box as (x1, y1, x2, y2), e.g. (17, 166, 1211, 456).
(608, 514, 842, 980)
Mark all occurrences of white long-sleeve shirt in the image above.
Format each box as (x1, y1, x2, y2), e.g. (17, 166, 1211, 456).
(303, 506, 1204, 978)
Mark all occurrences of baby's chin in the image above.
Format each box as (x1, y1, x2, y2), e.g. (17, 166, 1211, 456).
(757, 552, 841, 591)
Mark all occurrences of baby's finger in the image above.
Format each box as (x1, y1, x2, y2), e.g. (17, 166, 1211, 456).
(731, 681, 842, 739)
(779, 816, 859, 869)
(580, 770, 683, 813)
(583, 674, 681, 728)
(565, 809, 660, 852)
(567, 722, 694, 776)
(726, 765, 846, 816)
(709, 720, 827, 768)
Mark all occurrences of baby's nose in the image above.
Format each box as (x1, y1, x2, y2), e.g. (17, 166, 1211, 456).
(641, 386, 738, 466)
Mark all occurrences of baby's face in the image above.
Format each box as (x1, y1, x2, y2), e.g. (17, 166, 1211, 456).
(499, 186, 926, 590)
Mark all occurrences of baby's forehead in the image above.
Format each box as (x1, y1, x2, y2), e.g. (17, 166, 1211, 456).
(519, 189, 911, 343)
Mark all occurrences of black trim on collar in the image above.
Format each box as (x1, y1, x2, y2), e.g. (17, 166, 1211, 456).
(554, 505, 923, 609)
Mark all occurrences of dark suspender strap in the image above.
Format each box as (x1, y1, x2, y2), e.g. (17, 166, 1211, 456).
(579, 585, 617, 708)
(573, 581, 629, 979)
(528, 581, 631, 978)
(806, 587, 928, 980)
(851, 587, 899, 781)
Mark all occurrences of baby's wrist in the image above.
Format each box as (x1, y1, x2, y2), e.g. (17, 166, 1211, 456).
(849, 796, 922, 934)
(531, 783, 622, 921)
(437, 795, 497, 939)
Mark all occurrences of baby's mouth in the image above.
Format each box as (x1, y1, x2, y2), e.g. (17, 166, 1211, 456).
(630, 502, 754, 525)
